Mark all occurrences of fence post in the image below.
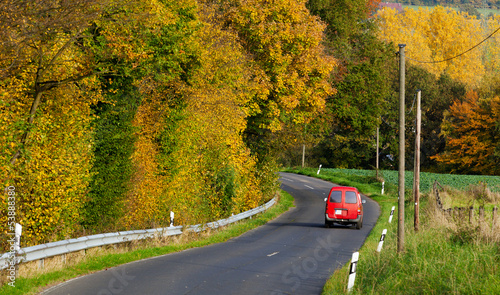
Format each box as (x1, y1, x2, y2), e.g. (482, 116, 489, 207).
(493, 206, 498, 228)
(347, 252, 359, 292)
(434, 181, 442, 210)
(479, 206, 485, 224)
(460, 208, 467, 225)
(469, 206, 474, 224)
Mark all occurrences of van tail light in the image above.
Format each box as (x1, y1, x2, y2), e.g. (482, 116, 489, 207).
(357, 206, 361, 214)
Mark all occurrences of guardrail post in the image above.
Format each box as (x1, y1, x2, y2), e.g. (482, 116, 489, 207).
(388, 206, 395, 223)
(39, 259, 44, 270)
(347, 252, 359, 292)
(377, 229, 387, 253)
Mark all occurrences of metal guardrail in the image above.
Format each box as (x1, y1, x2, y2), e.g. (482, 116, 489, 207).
(0, 197, 276, 269)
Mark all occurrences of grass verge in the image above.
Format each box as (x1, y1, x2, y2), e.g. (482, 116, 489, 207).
(0, 191, 294, 295)
(284, 167, 500, 294)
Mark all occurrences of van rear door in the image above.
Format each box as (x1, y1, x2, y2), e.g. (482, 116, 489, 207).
(326, 189, 342, 217)
(344, 190, 358, 219)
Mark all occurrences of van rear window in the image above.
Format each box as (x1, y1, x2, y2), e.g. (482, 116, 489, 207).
(345, 191, 357, 204)
(329, 191, 342, 203)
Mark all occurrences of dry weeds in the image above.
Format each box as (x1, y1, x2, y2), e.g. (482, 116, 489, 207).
(426, 186, 500, 245)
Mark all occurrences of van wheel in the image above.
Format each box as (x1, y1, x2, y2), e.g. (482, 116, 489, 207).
(356, 220, 362, 230)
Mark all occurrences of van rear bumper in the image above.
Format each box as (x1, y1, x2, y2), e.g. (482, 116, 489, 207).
(325, 214, 362, 223)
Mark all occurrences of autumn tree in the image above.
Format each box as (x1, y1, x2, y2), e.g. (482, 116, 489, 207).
(376, 6, 485, 87)
(433, 91, 500, 175)
(224, 0, 335, 158)
(121, 0, 268, 227)
(480, 15, 500, 98)
(0, 0, 111, 167)
(375, 5, 500, 173)
(0, 0, 164, 244)
(0, 0, 113, 245)
(83, 0, 202, 231)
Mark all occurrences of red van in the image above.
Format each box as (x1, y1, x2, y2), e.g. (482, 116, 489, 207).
(324, 186, 365, 229)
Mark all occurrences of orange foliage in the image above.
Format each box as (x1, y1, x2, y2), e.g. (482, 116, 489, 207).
(433, 91, 500, 175)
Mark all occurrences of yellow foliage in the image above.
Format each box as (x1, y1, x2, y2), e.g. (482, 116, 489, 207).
(121, 1, 272, 227)
(376, 6, 485, 87)
(0, 78, 100, 246)
(228, 0, 336, 131)
(0, 0, 334, 247)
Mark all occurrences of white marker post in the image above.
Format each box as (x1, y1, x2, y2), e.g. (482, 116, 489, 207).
(377, 229, 387, 252)
(317, 164, 322, 175)
(14, 223, 22, 252)
(388, 206, 395, 223)
(170, 211, 175, 227)
(381, 181, 385, 195)
(347, 252, 359, 292)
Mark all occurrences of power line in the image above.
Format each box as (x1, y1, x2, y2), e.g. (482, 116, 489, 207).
(407, 25, 500, 64)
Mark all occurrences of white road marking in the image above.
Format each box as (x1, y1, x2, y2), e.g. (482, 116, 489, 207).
(267, 252, 279, 257)
(304, 185, 314, 190)
(281, 177, 294, 182)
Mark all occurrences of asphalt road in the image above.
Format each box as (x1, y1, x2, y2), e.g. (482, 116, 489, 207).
(41, 172, 380, 295)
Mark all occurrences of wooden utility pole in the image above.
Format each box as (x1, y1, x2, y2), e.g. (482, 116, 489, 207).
(398, 44, 406, 254)
(413, 90, 421, 232)
(302, 144, 305, 167)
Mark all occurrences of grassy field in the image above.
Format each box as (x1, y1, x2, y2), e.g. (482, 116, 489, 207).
(0, 191, 295, 295)
(321, 168, 500, 193)
(284, 167, 500, 294)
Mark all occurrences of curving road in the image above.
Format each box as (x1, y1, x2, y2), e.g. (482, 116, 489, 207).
(41, 172, 379, 295)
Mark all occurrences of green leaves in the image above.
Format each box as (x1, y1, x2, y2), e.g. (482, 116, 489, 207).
(307, 0, 393, 169)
